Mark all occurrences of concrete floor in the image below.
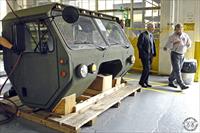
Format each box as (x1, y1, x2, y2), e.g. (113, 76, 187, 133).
(0, 72, 199, 133)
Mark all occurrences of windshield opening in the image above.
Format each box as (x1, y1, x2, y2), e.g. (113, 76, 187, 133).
(54, 13, 106, 50)
(94, 18, 129, 46)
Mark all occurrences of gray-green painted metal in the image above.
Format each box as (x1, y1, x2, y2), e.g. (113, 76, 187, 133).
(2, 3, 134, 110)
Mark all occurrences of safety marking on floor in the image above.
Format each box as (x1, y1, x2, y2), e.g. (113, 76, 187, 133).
(142, 88, 183, 95)
(124, 77, 184, 95)
(124, 77, 137, 81)
(124, 77, 167, 86)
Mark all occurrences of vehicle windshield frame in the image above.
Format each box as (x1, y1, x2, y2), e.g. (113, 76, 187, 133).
(52, 10, 108, 50)
(94, 18, 130, 46)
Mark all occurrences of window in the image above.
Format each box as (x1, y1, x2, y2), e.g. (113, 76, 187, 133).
(25, 21, 54, 53)
(95, 18, 129, 46)
(99, 0, 106, 10)
(54, 15, 106, 50)
(106, 0, 114, 10)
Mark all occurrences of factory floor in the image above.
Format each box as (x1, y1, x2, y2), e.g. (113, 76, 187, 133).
(0, 72, 199, 133)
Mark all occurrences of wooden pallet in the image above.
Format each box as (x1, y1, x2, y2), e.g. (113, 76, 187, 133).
(0, 76, 141, 133)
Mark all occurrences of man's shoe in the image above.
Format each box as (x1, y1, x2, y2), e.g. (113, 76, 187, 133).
(145, 83, 152, 87)
(139, 82, 147, 88)
(168, 83, 177, 88)
(181, 85, 189, 90)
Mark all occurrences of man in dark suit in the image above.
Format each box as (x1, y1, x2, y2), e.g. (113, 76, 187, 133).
(137, 23, 156, 87)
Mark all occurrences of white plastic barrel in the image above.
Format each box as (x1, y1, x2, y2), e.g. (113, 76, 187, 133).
(181, 59, 197, 85)
(182, 73, 195, 85)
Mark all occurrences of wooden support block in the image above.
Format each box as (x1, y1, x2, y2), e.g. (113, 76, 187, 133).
(121, 78, 127, 84)
(75, 128, 81, 133)
(83, 89, 101, 96)
(137, 88, 142, 92)
(52, 94, 76, 115)
(88, 74, 112, 92)
(111, 101, 121, 108)
(129, 91, 137, 96)
(84, 118, 97, 127)
(76, 95, 91, 102)
(112, 77, 121, 87)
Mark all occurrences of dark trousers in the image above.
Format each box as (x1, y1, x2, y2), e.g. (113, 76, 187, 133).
(169, 51, 185, 86)
(139, 57, 152, 84)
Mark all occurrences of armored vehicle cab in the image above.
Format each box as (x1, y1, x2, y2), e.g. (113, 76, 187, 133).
(2, 3, 134, 110)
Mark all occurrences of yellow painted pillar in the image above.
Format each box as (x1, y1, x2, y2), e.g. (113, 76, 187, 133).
(195, 42, 200, 82)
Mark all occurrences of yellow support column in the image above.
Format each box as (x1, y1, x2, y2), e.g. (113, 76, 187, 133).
(195, 42, 200, 82)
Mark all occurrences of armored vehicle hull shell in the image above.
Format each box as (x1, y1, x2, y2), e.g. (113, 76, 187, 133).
(2, 3, 134, 110)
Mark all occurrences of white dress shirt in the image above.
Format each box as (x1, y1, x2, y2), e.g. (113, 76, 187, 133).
(149, 33, 154, 54)
(147, 31, 154, 54)
(165, 32, 192, 54)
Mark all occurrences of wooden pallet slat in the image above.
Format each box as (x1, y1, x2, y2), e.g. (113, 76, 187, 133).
(74, 83, 126, 113)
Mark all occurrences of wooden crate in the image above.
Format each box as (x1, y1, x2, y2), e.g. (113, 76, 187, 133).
(0, 76, 141, 133)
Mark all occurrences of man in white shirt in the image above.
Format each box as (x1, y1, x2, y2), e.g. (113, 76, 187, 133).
(164, 23, 191, 90)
